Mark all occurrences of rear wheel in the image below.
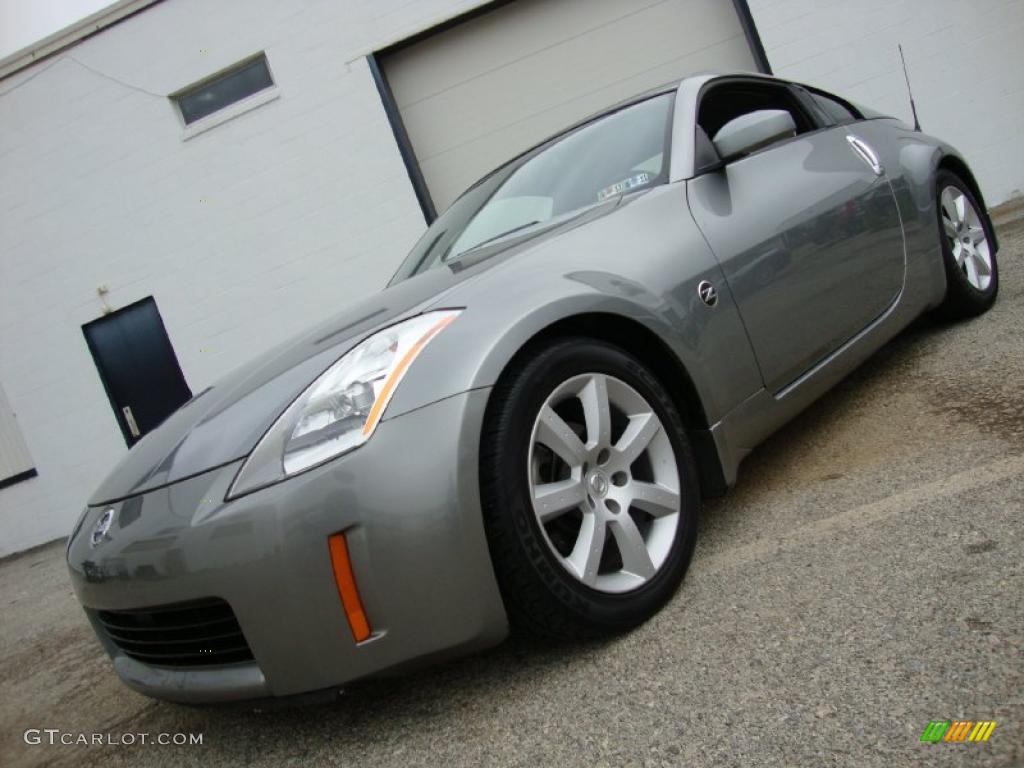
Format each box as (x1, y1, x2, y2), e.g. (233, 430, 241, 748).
(479, 338, 699, 640)
(935, 170, 998, 318)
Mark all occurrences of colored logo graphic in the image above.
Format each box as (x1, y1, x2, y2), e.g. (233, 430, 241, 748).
(920, 720, 997, 742)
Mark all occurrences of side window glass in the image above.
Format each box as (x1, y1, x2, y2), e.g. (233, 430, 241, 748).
(696, 83, 813, 166)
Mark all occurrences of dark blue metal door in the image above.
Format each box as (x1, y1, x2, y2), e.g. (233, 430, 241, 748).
(83, 297, 191, 446)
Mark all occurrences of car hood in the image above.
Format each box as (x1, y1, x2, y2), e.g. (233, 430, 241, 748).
(87, 267, 463, 505)
(88, 202, 619, 505)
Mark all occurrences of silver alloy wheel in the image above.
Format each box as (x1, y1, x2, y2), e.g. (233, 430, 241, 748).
(527, 373, 681, 594)
(940, 185, 993, 291)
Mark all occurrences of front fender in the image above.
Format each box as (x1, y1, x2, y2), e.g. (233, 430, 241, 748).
(383, 184, 763, 430)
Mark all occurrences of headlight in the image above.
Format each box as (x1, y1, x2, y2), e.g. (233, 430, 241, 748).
(228, 310, 461, 498)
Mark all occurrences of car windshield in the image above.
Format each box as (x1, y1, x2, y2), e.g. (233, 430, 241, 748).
(390, 92, 674, 283)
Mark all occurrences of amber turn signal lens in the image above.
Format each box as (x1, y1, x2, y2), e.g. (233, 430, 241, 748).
(361, 312, 457, 436)
(328, 532, 371, 643)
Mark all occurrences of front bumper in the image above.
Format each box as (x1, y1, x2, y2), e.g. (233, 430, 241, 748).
(67, 388, 507, 703)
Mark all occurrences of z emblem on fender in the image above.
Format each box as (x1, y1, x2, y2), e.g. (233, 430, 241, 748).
(697, 280, 718, 307)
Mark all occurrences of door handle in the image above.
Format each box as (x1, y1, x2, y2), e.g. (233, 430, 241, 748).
(846, 135, 885, 176)
(122, 405, 141, 439)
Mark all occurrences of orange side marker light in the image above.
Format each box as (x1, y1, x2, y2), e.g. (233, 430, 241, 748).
(328, 532, 371, 643)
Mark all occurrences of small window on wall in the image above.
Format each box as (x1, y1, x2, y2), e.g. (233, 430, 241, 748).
(172, 53, 275, 126)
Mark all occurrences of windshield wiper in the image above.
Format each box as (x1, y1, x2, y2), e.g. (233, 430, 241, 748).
(445, 220, 541, 262)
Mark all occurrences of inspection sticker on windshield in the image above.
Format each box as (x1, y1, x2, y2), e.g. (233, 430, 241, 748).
(597, 172, 651, 202)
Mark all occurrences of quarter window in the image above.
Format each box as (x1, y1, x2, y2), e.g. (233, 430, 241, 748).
(808, 90, 860, 125)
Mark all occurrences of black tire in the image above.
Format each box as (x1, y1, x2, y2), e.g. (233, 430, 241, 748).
(935, 170, 999, 319)
(479, 337, 700, 641)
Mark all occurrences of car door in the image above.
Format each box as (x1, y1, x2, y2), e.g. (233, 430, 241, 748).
(686, 79, 905, 394)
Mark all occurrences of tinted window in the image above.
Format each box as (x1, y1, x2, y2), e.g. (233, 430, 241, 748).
(698, 82, 815, 139)
(695, 82, 815, 168)
(174, 55, 274, 125)
(391, 93, 674, 282)
(809, 90, 859, 125)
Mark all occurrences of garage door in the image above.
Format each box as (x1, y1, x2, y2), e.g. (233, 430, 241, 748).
(379, 0, 759, 213)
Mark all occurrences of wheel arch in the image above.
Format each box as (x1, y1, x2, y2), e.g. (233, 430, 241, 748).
(937, 153, 999, 252)
(485, 311, 728, 498)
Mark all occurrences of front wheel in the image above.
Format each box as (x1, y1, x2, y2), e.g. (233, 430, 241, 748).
(479, 338, 700, 640)
(935, 170, 999, 319)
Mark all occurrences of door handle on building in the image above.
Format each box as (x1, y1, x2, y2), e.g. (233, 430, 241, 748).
(122, 406, 141, 438)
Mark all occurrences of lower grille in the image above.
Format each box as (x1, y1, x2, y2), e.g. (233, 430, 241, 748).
(95, 597, 254, 667)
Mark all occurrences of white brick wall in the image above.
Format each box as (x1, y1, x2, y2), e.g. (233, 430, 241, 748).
(0, 0, 490, 556)
(749, 0, 1024, 207)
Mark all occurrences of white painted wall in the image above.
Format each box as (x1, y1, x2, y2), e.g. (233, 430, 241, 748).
(749, 0, 1024, 207)
(0, 0, 492, 557)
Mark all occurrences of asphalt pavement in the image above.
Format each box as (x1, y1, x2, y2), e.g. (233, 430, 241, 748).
(2, 222, 1021, 768)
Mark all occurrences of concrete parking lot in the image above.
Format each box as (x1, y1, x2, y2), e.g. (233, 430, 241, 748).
(2, 223, 1021, 768)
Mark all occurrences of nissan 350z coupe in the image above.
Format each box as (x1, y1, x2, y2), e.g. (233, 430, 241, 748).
(67, 72, 999, 703)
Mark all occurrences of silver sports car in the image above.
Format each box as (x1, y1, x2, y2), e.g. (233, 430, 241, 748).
(67, 72, 998, 703)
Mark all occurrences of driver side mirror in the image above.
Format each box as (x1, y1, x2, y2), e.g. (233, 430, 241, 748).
(712, 109, 797, 164)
